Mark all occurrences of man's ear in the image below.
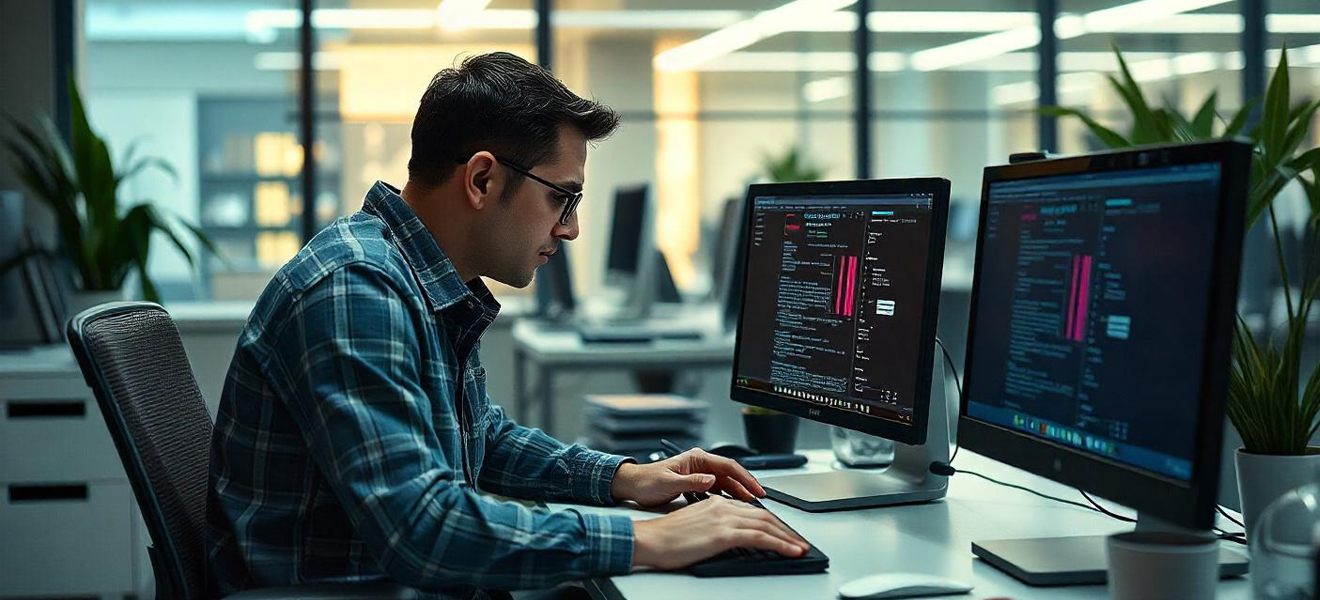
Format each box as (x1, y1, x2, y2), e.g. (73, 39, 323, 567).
(462, 151, 499, 211)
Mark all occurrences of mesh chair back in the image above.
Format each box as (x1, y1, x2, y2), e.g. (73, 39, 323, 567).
(68, 302, 214, 600)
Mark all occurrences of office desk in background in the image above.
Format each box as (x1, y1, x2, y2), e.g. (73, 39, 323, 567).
(550, 450, 1251, 600)
(511, 310, 735, 435)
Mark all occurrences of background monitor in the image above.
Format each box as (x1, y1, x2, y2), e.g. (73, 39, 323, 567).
(534, 241, 576, 322)
(606, 184, 650, 283)
(729, 178, 951, 511)
(718, 197, 747, 332)
(959, 140, 1251, 584)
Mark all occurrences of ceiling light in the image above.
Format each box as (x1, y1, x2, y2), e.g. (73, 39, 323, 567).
(913, 0, 1233, 72)
(911, 26, 1040, 71)
(803, 76, 850, 102)
(1082, 0, 1230, 33)
(654, 0, 856, 72)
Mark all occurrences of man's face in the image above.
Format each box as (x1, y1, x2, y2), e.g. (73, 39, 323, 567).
(479, 125, 585, 288)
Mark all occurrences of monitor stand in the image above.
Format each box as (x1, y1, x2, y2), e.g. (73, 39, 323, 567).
(971, 513, 1250, 586)
(760, 357, 952, 512)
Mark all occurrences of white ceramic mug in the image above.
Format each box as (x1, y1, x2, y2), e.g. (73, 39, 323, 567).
(1107, 531, 1219, 600)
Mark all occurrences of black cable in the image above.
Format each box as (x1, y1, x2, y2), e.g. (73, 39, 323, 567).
(933, 337, 962, 464)
(954, 467, 1098, 512)
(1079, 490, 1136, 523)
(1217, 505, 1246, 529)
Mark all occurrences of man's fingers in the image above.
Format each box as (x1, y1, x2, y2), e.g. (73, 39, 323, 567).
(715, 475, 755, 501)
(702, 453, 766, 497)
(732, 503, 807, 545)
(671, 472, 716, 492)
(728, 529, 805, 557)
(732, 516, 809, 552)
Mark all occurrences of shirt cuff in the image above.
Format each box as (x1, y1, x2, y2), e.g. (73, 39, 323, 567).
(578, 511, 635, 576)
(568, 448, 633, 506)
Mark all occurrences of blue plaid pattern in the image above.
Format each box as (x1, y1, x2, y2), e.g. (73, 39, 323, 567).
(206, 181, 634, 600)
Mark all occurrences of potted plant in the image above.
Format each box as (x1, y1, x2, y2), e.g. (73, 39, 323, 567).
(742, 405, 800, 454)
(0, 75, 217, 314)
(1045, 45, 1320, 540)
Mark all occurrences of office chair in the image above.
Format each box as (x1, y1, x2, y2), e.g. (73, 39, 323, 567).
(67, 302, 414, 600)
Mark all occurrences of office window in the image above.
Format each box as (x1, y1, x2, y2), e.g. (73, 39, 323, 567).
(552, 1, 854, 296)
(866, 1, 1037, 288)
(83, 0, 303, 301)
(1054, 0, 1244, 155)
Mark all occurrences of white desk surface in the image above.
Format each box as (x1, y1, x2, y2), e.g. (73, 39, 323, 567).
(550, 450, 1250, 600)
(511, 303, 735, 367)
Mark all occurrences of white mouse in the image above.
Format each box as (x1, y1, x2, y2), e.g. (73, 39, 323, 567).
(837, 572, 973, 599)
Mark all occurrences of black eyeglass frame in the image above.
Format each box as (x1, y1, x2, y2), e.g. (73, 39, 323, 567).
(454, 153, 582, 225)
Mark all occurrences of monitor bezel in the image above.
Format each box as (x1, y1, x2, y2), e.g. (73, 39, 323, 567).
(958, 140, 1250, 530)
(729, 177, 951, 446)
(604, 184, 651, 283)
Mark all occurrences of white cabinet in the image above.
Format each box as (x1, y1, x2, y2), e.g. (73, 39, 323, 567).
(0, 346, 145, 600)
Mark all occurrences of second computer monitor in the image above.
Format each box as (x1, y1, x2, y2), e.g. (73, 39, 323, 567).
(960, 140, 1251, 584)
(731, 178, 950, 446)
(606, 184, 650, 284)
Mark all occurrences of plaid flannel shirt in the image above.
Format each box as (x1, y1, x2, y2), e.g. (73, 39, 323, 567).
(206, 181, 634, 600)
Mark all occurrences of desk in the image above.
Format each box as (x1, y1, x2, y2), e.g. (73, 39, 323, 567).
(511, 314, 734, 435)
(550, 450, 1251, 600)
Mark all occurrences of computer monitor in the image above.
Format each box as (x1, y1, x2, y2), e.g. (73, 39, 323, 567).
(719, 197, 748, 332)
(960, 140, 1251, 584)
(606, 184, 650, 285)
(534, 241, 576, 321)
(730, 178, 951, 511)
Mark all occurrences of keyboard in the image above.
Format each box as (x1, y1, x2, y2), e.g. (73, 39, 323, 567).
(685, 496, 830, 577)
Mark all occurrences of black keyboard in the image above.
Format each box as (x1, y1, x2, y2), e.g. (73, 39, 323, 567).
(685, 496, 829, 577)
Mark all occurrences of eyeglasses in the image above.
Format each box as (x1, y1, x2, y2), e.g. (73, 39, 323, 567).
(453, 154, 582, 226)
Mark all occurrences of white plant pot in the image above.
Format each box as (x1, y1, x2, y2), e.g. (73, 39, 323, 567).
(1235, 448, 1320, 544)
(66, 289, 128, 318)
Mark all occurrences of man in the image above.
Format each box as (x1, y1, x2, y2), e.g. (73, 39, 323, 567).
(207, 52, 807, 600)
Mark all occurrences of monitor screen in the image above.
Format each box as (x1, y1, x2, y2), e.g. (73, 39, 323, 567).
(965, 161, 1225, 482)
(731, 180, 948, 442)
(607, 185, 648, 276)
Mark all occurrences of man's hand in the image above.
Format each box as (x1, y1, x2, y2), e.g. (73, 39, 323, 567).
(631, 495, 809, 570)
(610, 448, 766, 507)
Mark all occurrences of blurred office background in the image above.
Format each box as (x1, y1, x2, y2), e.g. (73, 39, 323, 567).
(1, 1, 1318, 597)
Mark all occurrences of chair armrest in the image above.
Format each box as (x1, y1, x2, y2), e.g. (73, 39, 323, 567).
(224, 582, 417, 600)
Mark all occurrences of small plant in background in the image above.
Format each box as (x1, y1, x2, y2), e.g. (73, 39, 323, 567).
(1043, 45, 1320, 456)
(762, 145, 825, 183)
(1, 75, 218, 302)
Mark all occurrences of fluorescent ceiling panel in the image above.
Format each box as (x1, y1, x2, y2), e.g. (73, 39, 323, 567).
(653, 0, 857, 72)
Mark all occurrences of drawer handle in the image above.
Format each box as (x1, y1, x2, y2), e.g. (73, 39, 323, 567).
(8, 484, 89, 503)
(7, 400, 87, 418)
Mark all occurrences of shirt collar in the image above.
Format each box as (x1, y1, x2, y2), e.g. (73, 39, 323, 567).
(361, 181, 501, 321)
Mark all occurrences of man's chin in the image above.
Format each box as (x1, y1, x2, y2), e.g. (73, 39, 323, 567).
(489, 269, 536, 289)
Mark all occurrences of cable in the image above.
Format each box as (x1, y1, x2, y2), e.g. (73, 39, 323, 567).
(933, 337, 963, 464)
(952, 466, 1098, 512)
(1079, 490, 1136, 523)
(1216, 505, 1245, 529)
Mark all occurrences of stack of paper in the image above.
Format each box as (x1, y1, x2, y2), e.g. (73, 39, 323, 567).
(583, 394, 707, 459)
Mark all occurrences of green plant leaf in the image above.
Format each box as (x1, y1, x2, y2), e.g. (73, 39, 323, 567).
(1039, 106, 1132, 148)
(1108, 46, 1168, 144)
(1261, 46, 1291, 162)
(116, 156, 177, 188)
(1190, 91, 1218, 138)
(1222, 97, 1261, 138)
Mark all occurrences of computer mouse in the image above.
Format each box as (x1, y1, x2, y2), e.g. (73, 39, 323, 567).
(706, 442, 759, 459)
(837, 573, 973, 599)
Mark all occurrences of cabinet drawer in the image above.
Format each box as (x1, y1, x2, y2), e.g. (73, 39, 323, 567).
(0, 481, 135, 596)
(0, 386, 126, 483)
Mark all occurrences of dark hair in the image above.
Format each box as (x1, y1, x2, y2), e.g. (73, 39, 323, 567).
(407, 51, 620, 188)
